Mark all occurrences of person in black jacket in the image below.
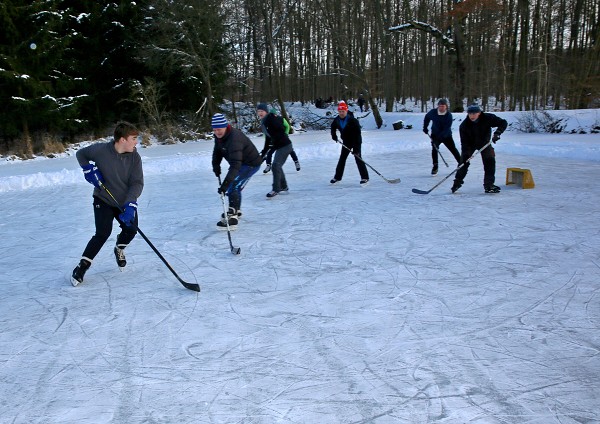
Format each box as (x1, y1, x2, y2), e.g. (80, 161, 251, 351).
(256, 103, 293, 198)
(212, 113, 262, 228)
(423, 98, 461, 175)
(452, 104, 508, 194)
(330, 101, 369, 185)
(71, 121, 144, 286)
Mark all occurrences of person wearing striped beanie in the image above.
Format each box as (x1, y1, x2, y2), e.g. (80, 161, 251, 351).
(211, 113, 262, 229)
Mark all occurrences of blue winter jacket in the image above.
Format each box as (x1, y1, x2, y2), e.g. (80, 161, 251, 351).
(423, 109, 453, 139)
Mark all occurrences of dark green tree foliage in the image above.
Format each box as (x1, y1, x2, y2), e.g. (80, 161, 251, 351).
(139, 0, 230, 126)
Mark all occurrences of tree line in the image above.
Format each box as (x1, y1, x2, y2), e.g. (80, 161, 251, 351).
(1, 0, 598, 156)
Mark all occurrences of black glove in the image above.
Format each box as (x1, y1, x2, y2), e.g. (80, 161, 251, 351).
(213, 166, 221, 177)
(332, 136, 338, 142)
(423, 128, 429, 135)
(218, 180, 230, 195)
(492, 132, 501, 143)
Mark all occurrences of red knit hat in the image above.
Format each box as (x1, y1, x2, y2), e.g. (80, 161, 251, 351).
(337, 101, 348, 111)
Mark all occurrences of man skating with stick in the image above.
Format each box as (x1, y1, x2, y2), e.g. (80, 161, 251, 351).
(211, 113, 262, 229)
(451, 104, 508, 194)
(423, 98, 461, 175)
(71, 121, 143, 286)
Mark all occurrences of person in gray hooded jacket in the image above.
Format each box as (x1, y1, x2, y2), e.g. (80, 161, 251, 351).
(71, 121, 144, 286)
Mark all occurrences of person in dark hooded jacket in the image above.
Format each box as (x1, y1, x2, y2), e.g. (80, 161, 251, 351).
(256, 103, 293, 198)
(451, 104, 508, 194)
(212, 113, 262, 228)
(330, 101, 369, 185)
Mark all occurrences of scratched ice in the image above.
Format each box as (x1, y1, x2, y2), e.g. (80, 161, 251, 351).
(0, 108, 599, 423)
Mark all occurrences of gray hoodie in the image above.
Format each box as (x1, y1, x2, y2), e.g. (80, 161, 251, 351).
(76, 141, 144, 206)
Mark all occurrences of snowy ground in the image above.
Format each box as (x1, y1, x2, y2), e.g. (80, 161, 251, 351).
(1, 111, 599, 423)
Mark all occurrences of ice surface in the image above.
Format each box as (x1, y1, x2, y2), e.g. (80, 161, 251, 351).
(0, 110, 599, 423)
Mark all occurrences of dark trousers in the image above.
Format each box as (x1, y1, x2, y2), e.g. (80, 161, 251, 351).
(81, 196, 138, 261)
(334, 144, 369, 180)
(455, 145, 496, 186)
(431, 136, 461, 165)
(265, 148, 298, 166)
(225, 164, 260, 210)
(272, 144, 293, 192)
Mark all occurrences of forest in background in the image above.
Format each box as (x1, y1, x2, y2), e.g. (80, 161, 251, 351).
(1, 0, 598, 157)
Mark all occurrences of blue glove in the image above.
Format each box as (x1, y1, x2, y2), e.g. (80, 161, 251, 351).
(119, 202, 137, 227)
(82, 163, 104, 187)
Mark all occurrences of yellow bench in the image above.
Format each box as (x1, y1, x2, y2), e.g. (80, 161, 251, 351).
(506, 168, 535, 189)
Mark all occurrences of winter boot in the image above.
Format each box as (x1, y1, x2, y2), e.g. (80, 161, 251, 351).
(451, 179, 463, 193)
(360, 179, 369, 186)
(431, 164, 438, 175)
(295, 161, 301, 171)
(71, 258, 92, 286)
(330, 178, 340, 184)
(263, 164, 271, 174)
(217, 208, 239, 229)
(114, 245, 127, 269)
(266, 191, 279, 198)
(484, 184, 501, 193)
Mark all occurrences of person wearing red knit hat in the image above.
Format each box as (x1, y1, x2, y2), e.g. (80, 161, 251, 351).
(329, 101, 369, 186)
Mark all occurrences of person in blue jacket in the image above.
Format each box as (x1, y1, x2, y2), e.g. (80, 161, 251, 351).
(423, 98, 461, 175)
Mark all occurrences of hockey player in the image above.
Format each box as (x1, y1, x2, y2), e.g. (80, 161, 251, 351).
(256, 103, 293, 198)
(452, 104, 508, 194)
(423, 98, 461, 175)
(330, 101, 369, 185)
(71, 121, 143, 286)
(212, 113, 262, 228)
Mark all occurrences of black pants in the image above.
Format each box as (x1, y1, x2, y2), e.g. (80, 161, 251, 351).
(431, 136, 461, 165)
(334, 144, 369, 180)
(81, 196, 138, 261)
(455, 145, 496, 186)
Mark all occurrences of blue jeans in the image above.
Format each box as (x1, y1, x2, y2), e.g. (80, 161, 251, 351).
(225, 164, 260, 210)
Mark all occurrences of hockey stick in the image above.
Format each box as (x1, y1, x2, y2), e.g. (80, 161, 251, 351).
(334, 140, 401, 184)
(101, 184, 201, 292)
(217, 177, 241, 255)
(412, 140, 492, 195)
(429, 135, 449, 167)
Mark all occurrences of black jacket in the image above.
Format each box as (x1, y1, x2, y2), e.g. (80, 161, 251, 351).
(212, 126, 262, 184)
(260, 113, 292, 156)
(459, 113, 508, 150)
(331, 112, 362, 148)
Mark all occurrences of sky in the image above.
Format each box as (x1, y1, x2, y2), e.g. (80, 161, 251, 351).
(0, 106, 599, 423)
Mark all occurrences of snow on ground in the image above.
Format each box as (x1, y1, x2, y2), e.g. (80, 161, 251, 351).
(0, 109, 599, 423)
